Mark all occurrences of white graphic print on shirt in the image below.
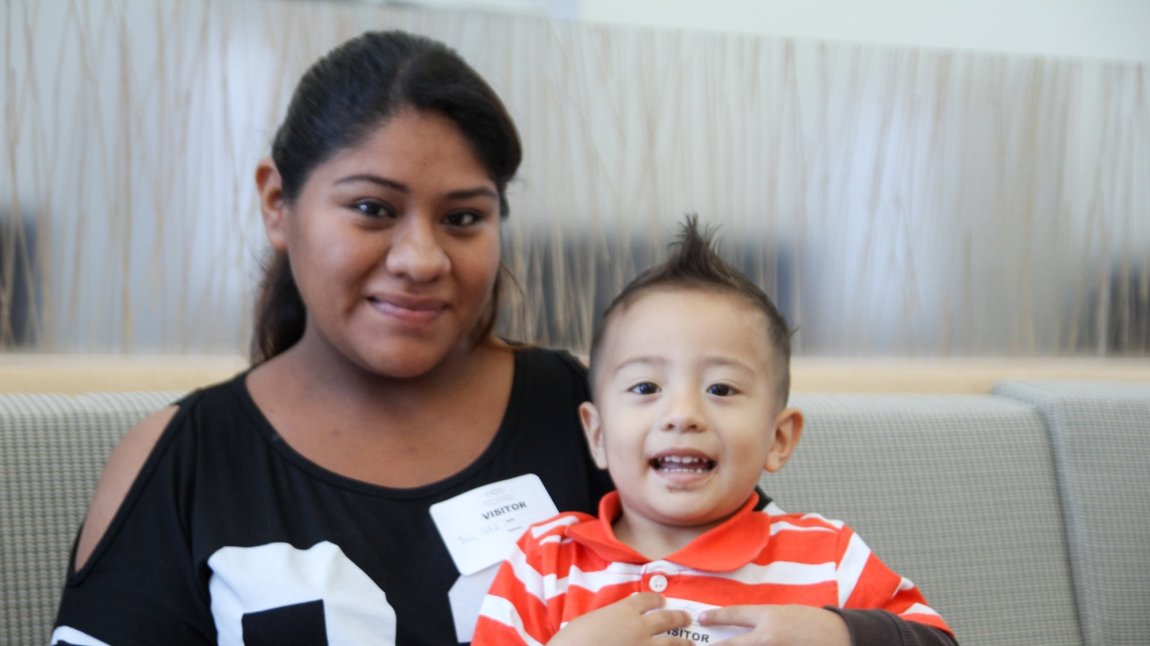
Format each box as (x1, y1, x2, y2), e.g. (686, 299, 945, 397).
(208, 541, 397, 644)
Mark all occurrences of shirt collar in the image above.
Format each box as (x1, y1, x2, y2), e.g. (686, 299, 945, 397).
(566, 490, 772, 571)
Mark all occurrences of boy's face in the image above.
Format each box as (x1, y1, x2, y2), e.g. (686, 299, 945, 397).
(581, 288, 802, 539)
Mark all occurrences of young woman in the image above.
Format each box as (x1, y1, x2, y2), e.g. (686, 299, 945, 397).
(53, 31, 629, 645)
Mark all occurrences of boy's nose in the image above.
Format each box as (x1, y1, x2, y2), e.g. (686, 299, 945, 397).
(385, 217, 450, 283)
(660, 392, 706, 433)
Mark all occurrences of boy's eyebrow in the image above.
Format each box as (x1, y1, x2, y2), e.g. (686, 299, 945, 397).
(609, 355, 756, 374)
(334, 174, 498, 201)
(609, 355, 665, 373)
(701, 356, 757, 372)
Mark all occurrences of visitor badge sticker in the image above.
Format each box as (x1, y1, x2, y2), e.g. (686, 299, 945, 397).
(430, 474, 558, 575)
(659, 598, 751, 644)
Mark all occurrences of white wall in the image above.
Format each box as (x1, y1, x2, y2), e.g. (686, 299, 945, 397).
(402, 0, 1150, 62)
(4, 0, 1147, 355)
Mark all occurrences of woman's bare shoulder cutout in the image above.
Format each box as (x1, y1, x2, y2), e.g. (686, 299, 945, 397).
(73, 405, 178, 571)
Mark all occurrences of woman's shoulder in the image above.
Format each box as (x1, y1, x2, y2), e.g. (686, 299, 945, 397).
(72, 406, 176, 569)
(71, 373, 250, 570)
(175, 370, 251, 407)
(512, 343, 588, 379)
(505, 344, 591, 409)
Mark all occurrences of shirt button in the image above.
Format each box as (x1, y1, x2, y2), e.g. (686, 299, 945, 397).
(648, 574, 668, 592)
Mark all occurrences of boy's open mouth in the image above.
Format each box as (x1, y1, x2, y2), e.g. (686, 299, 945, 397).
(650, 454, 716, 473)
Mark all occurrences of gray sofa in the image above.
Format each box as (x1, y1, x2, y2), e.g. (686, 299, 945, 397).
(2, 381, 1148, 645)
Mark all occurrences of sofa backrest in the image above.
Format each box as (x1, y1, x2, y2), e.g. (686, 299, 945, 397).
(992, 381, 1150, 646)
(5, 382, 1147, 645)
(0, 391, 182, 646)
(764, 393, 1082, 646)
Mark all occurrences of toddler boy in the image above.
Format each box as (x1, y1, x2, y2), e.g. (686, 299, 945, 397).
(474, 217, 955, 645)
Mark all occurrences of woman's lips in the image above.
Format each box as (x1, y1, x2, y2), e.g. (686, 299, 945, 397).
(368, 295, 447, 323)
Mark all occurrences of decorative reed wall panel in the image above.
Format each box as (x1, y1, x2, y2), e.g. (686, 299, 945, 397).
(2, 0, 1147, 356)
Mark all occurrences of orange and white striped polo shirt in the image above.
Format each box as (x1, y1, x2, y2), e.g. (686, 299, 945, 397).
(474, 491, 952, 644)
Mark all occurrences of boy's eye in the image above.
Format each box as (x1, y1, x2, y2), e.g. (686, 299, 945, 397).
(628, 382, 660, 395)
(352, 200, 396, 219)
(707, 383, 737, 397)
(443, 211, 482, 227)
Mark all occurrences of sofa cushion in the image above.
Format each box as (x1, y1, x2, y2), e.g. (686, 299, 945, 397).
(0, 391, 181, 646)
(763, 393, 1081, 646)
(993, 380, 1150, 646)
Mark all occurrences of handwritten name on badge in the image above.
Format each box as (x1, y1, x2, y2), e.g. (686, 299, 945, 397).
(429, 474, 558, 575)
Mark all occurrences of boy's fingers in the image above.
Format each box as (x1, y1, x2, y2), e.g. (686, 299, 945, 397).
(644, 608, 692, 634)
(698, 605, 759, 627)
(626, 591, 667, 613)
(709, 637, 756, 646)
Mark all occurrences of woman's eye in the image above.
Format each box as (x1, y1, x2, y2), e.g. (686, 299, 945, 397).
(707, 383, 736, 397)
(628, 382, 660, 395)
(443, 211, 482, 227)
(352, 200, 396, 219)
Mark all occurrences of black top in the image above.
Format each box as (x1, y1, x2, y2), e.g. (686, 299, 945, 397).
(55, 347, 612, 645)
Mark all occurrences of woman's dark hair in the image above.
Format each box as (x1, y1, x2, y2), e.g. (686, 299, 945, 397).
(251, 30, 523, 363)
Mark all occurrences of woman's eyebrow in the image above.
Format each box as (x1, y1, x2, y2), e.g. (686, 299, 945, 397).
(334, 174, 497, 202)
(444, 186, 499, 202)
(334, 174, 407, 192)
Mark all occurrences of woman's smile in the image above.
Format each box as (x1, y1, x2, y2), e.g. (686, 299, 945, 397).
(367, 294, 449, 325)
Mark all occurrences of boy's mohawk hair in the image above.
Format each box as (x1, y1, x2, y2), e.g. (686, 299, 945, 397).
(590, 214, 794, 403)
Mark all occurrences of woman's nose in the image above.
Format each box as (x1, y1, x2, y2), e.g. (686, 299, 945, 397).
(385, 217, 450, 283)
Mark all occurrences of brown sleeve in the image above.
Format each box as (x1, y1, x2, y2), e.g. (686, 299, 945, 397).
(826, 608, 959, 646)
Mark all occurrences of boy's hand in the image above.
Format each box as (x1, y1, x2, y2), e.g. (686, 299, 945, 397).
(547, 592, 694, 645)
(699, 605, 850, 646)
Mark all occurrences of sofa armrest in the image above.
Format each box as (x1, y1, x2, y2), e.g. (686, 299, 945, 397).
(993, 380, 1150, 646)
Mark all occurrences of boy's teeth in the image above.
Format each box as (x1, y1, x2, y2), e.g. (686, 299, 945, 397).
(652, 455, 715, 471)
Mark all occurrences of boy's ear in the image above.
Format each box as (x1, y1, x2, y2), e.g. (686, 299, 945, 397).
(255, 157, 289, 251)
(579, 402, 609, 469)
(764, 408, 804, 473)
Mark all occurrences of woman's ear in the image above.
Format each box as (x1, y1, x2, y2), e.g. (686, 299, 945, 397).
(255, 157, 289, 251)
(764, 408, 804, 473)
(579, 402, 609, 469)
